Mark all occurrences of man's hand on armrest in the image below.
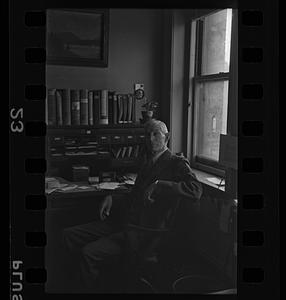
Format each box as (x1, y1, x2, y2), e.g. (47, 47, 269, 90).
(99, 195, 113, 220)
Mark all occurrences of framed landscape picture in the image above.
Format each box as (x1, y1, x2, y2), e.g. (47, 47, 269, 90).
(46, 9, 109, 67)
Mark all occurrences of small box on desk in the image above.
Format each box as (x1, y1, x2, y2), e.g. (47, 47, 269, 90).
(72, 165, 90, 182)
(100, 171, 116, 182)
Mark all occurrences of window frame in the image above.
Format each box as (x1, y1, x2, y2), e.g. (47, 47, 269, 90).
(188, 9, 234, 178)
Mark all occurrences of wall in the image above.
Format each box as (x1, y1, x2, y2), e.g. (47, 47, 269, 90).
(169, 10, 186, 154)
(46, 9, 164, 119)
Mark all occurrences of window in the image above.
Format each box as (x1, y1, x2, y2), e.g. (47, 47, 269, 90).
(190, 9, 234, 177)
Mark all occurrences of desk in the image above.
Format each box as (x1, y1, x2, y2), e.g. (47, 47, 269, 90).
(45, 178, 132, 292)
(46, 177, 132, 208)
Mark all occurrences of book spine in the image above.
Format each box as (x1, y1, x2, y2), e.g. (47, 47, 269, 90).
(131, 94, 136, 123)
(127, 146, 133, 158)
(116, 147, 122, 158)
(133, 145, 140, 158)
(127, 94, 133, 123)
(111, 148, 117, 158)
(55, 89, 63, 126)
(108, 91, 114, 124)
(71, 89, 80, 125)
(47, 89, 57, 126)
(93, 90, 101, 125)
(80, 89, 89, 125)
(88, 90, 94, 126)
(121, 146, 127, 158)
(117, 95, 123, 124)
(99, 89, 108, 125)
(62, 89, 71, 126)
(122, 94, 128, 123)
(113, 94, 118, 124)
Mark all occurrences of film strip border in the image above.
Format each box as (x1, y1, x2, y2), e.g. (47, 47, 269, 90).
(238, 3, 279, 299)
(9, 1, 279, 299)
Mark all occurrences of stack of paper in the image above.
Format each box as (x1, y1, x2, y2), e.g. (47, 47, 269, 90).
(124, 180, 135, 185)
(98, 182, 120, 190)
(58, 184, 78, 192)
(206, 177, 224, 186)
(45, 177, 61, 189)
(45, 177, 61, 194)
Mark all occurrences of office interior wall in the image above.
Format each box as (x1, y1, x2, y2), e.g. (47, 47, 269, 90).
(46, 9, 164, 119)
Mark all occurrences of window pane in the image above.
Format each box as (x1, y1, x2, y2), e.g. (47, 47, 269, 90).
(201, 9, 232, 75)
(195, 80, 228, 161)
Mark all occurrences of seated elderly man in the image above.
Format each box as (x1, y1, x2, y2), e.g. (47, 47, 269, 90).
(63, 119, 203, 292)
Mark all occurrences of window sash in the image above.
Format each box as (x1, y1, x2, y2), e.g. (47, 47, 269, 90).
(190, 11, 232, 177)
(191, 78, 228, 177)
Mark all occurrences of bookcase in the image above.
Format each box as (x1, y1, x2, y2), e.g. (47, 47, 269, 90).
(46, 87, 147, 181)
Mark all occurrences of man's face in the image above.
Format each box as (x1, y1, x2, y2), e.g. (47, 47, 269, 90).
(145, 127, 168, 154)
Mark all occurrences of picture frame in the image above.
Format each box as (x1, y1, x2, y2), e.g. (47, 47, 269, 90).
(46, 9, 109, 67)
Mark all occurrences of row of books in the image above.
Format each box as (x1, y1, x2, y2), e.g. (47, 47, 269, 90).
(47, 88, 136, 126)
(111, 145, 140, 159)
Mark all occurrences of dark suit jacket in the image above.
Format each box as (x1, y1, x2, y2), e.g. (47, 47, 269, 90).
(127, 149, 203, 231)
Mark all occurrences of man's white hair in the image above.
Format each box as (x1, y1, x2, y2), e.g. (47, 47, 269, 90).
(144, 119, 169, 134)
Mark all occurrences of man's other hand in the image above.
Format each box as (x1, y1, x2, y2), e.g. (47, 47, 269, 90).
(100, 195, 113, 220)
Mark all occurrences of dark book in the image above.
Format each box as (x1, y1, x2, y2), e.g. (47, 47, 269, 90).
(61, 89, 71, 126)
(116, 147, 122, 158)
(93, 90, 101, 125)
(80, 89, 89, 125)
(131, 94, 136, 123)
(99, 89, 108, 125)
(121, 146, 127, 158)
(127, 146, 133, 158)
(88, 90, 94, 126)
(127, 94, 133, 123)
(113, 94, 118, 124)
(111, 147, 122, 158)
(55, 89, 63, 126)
(133, 145, 140, 158)
(111, 148, 118, 158)
(47, 89, 57, 126)
(117, 94, 124, 124)
(122, 94, 128, 123)
(111, 148, 116, 158)
(70, 89, 80, 125)
(108, 91, 114, 124)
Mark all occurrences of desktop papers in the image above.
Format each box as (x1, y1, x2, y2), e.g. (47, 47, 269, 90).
(206, 177, 224, 186)
(98, 182, 120, 190)
(45, 177, 70, 194)
(58, 184, 78, 192)
(124, 180, 135, 185)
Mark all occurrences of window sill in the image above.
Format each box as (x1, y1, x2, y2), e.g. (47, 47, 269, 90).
(192, 168, 225, 192)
